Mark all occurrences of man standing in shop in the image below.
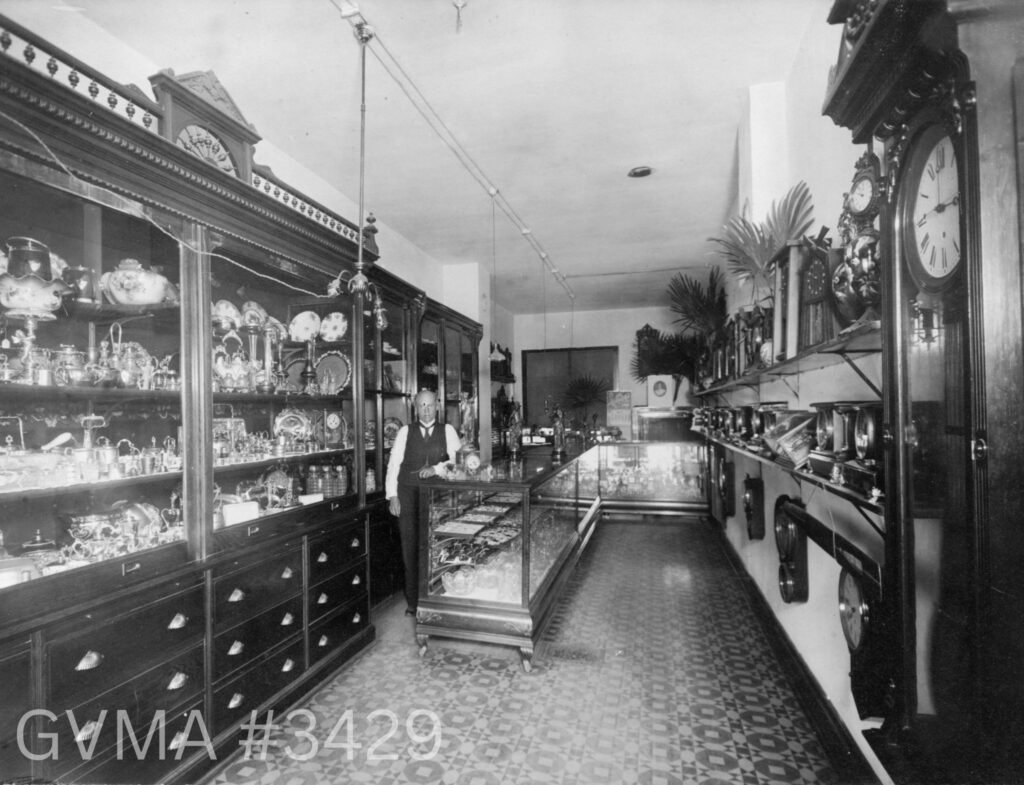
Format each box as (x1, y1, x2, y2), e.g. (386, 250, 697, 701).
(386, 390, 461, 616)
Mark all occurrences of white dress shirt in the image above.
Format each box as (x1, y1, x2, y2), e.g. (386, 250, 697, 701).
(385, 419, 462, 499)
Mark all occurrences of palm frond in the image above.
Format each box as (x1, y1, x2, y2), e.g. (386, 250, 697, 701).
(764, 181, 815, 247)
(708, 211, 775, 287)
(563, 374, 611, 409)
(630, 328, 702, 383)
(666, 267, 728, 339)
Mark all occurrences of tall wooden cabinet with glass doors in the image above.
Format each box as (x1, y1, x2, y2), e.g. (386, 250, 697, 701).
(0, 16, 475, 784)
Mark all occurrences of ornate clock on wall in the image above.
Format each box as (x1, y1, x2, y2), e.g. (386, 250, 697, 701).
(798, 243, 838, 350)
(830, 151, 883, 329)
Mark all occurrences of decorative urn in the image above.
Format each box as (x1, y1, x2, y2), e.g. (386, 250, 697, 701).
(98, 259, 179, 306)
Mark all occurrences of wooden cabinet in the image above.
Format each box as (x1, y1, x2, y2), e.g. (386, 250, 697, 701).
(0, 17, 491, 783)
(0, 639, 32, 782)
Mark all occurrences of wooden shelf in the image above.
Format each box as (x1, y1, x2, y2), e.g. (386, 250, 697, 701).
(0, 467, 183, 502)
(0, 383, 181, 405)
(708, 433, 884, 519)
(697, 322, 881, 397)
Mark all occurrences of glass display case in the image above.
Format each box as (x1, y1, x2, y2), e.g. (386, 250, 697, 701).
(417, 450, 598, 670)
(596, 441, 706, 510)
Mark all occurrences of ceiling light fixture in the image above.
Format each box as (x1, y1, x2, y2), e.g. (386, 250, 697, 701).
(627, 166, 654, 178)
(328, 18, 381, 304)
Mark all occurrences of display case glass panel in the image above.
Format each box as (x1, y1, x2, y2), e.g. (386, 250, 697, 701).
(421, 456, 585, 608)
(206, 255, 358, 538)
(598, 442, 705, 503)
(529, 461, 580, 599)
(0, 171, 187, 582)
(425, 485, 524, 605)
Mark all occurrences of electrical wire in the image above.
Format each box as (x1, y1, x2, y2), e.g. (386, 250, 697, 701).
(328, 1, 574, 300)
(0, 108, 327, 298)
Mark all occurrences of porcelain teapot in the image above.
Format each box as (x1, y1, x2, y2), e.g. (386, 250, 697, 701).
(98, 259, 179, 306)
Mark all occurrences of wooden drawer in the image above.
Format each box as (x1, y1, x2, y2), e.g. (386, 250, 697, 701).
(212, 546, 303, 631)
(309, 595, 370, 667)
(50, 644, 204, 778)
(58, 699, 203, 785)
(307, 519, 366, 586)
(308, 560, 367, 625)
(0, 642, 31, 782)
(212, 637, 305, 735)
(213, 595, 305, 682)
(47, 584, 204, 710)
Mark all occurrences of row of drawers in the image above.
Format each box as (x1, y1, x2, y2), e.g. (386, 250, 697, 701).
(46, 520, 367, 711)
(57, 597, 370, 785)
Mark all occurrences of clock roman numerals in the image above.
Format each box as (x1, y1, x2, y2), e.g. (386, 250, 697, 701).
(904, 128, 962, 291)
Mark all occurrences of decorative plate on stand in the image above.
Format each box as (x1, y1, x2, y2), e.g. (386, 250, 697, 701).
(315, 350, 352, 395)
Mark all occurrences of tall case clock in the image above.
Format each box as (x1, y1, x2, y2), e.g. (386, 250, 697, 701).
(821, 1, 1024, 781)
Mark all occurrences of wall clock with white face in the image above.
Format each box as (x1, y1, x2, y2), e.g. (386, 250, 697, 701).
(901, 123, 961, 294)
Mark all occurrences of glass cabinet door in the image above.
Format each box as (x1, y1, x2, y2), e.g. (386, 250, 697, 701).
(207, 252, 358, 537)
(443, 324, 461, 428)
(0, 171, 187, 583)
(460, 331, 478, 446)
(378, 293, 411, 478)
(418, 317, 439, 396)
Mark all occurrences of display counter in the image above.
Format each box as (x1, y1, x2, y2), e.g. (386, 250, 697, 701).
(416, 441, 706, 669)
(417, 449, 598, 670)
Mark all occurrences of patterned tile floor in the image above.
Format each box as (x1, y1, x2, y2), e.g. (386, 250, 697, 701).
(204, 517, 839, 785)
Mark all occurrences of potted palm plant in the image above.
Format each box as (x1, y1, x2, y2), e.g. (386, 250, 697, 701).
(562, 374, 612, 433)
(663, 266, 729, 389)
(707, 180, 814, 367)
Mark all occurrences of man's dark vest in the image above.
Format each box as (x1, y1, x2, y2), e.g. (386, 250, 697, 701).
(397, 422, 449, 488)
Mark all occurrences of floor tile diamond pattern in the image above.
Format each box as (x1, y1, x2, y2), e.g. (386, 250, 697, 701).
(203, 518, 838, 785)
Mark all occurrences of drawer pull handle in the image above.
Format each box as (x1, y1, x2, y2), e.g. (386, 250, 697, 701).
(75, 720, 99, 742)
(281, 658, 295, 673)
(228, 588, 245, 603)
(228, 640, 244, 656)
(75, 650, 103, 671)
(280, 612, 295, 626)
(228, 693, 244, 709)
(122, 562, 142, 576)
(167, 613, 188, 630)
(317, 634, 329, 648)
(330, 501, 340, 511)
(167, 671, 188, 690)
(169, 731, 185, 751)
(247, 524, 260, 536)
(317, 592, 329, 605)
(352, 612, 361, 624)
(351, 574, 361, 586)
(317, 552, 329, 563)
(350, 538, 360, 549)
(281, 566, 294, 580)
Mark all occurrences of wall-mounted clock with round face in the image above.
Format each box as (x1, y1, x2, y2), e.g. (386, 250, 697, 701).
(848, 174, 878, 217)
(838, 567, 870, 652)
(176, 124, 238, 177)
(901, 123, 961, 293)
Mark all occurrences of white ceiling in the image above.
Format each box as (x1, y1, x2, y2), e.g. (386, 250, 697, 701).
(45, 0, 822, 314)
